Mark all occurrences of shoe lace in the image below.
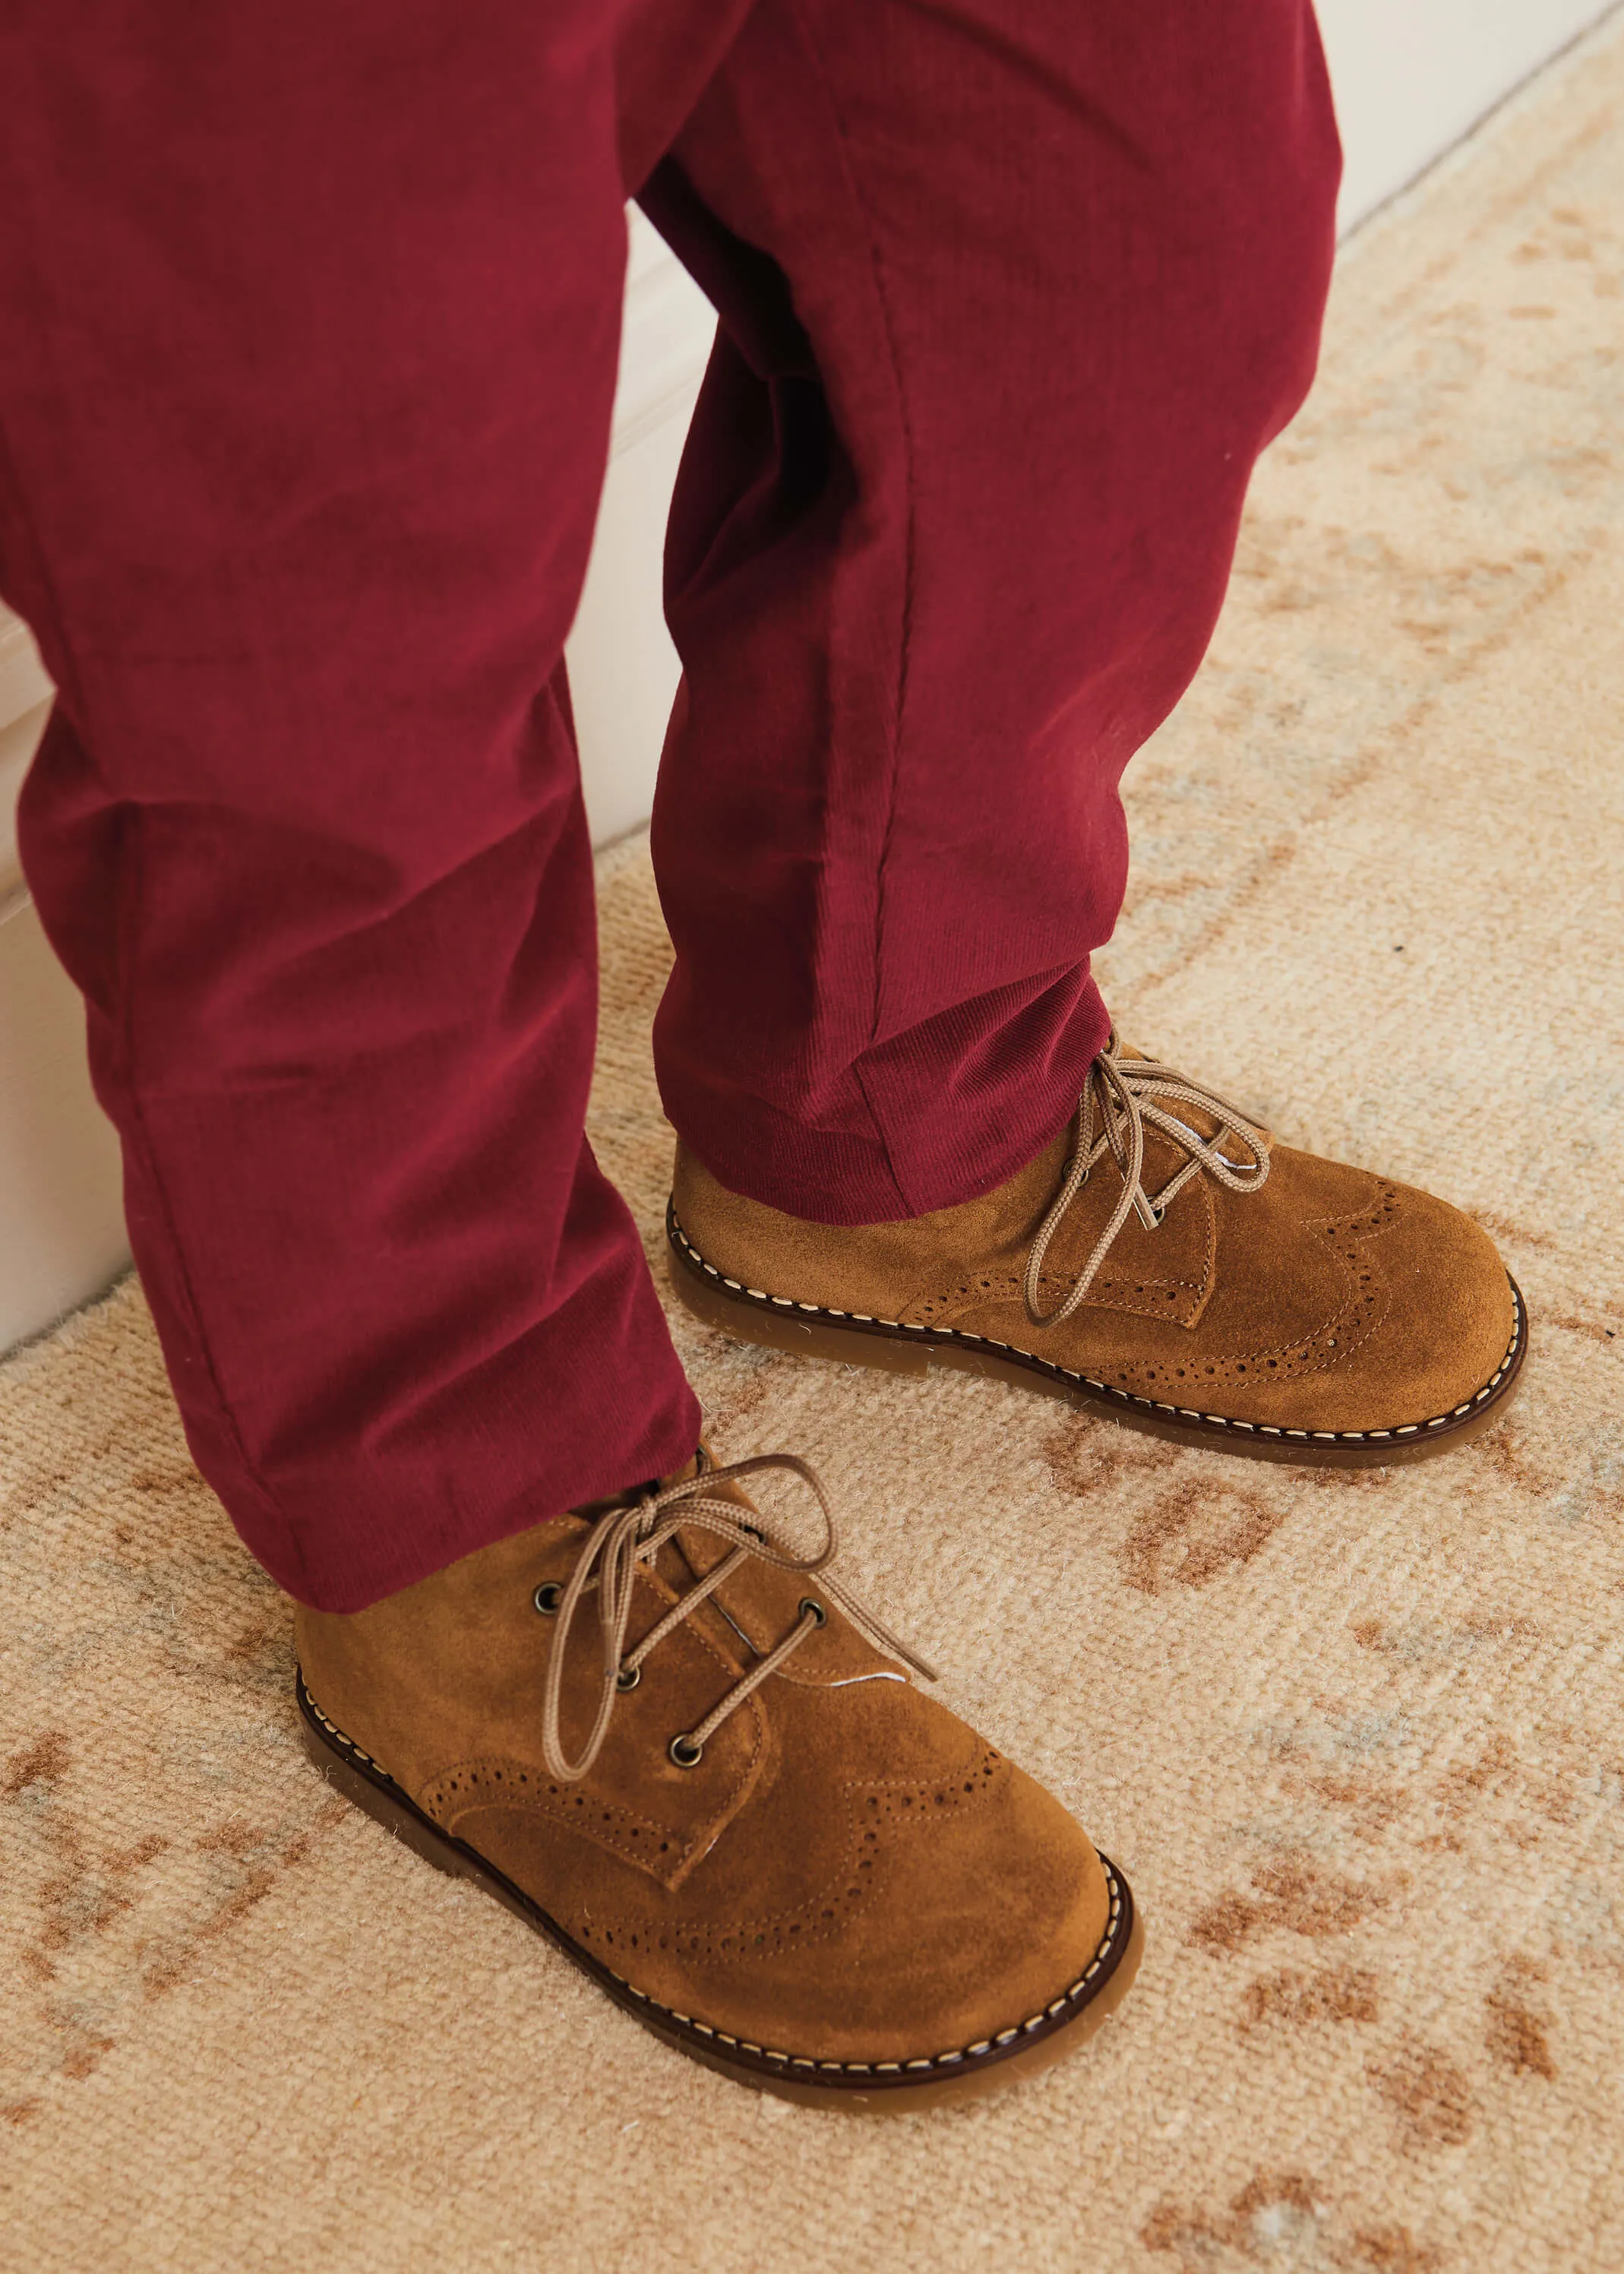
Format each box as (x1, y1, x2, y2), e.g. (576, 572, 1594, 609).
(539, 1452, 935, 1783)
(1022, 1030, 1271, 1331)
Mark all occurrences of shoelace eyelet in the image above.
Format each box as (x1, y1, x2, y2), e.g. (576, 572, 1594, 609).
(615, 1665, 641, 1692)
(798, 1596, 827, 1627)
(532, 1581, 563, 1616)
(668, 1734, 703, 1769)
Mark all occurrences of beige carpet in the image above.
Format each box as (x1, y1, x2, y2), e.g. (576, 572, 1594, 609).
(5, 21, 1624, 2270)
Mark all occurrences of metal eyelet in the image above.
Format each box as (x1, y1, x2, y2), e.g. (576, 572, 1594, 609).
(798, 1597, 827, 1627)
(532, 1581, 563, 1615)
(668, 1734, 703, 1768)
(615, 1665, 641, 1692)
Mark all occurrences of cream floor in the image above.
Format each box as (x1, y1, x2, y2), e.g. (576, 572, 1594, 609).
(4, 18, 1623, 2270)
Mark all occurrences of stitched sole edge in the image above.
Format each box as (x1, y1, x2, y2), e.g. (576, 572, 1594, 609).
(667, 1201, 1528, 1470)
(294, 1673, 1142, 2112)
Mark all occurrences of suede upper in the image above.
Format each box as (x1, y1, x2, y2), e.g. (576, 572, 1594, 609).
(295, 1477, 1115, 2067)
(671, 1093, 1518, 1435)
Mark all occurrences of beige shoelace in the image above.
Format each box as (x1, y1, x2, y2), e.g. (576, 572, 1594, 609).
(1022, 1031, 1271, 1330)
(539, 1452, 934, 1783)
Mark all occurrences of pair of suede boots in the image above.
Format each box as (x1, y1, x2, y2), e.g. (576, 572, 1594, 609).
(295, 1037, 1524, 2110)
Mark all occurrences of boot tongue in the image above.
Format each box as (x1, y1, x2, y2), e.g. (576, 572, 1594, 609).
(670, 1455, 905, 1687)
(569, 1449, 806, 1676)
(560, 1452, 754, 1674)
(1112, 1039, 1269, 1159)
(577, 1448, 902, 1684)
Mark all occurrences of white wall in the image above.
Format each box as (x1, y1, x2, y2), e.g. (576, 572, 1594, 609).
(569, 214, 711, 845)
(1318, 0, 1613, 229)
(1, 0, 1615, 1349)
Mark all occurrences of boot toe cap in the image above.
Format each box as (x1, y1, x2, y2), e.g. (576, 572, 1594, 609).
(1356, 1178, 1520, 1428)
(683, 1742, 1124, 2071)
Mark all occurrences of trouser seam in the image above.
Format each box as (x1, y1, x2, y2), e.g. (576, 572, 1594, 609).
(785, 0, 917, 1219)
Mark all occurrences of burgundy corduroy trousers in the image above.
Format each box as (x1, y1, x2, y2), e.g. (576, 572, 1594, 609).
(0, 2, 1339, 1608)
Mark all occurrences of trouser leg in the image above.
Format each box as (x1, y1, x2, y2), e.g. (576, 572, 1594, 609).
(0, 2, 740, 1609)
(0, 0, 1338, 1606)
(647, 0, 1341, 1222)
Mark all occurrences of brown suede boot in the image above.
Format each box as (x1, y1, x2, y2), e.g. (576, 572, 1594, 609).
(668, 1035, 1527, 1465)
(295, 1450, 1140, 2109)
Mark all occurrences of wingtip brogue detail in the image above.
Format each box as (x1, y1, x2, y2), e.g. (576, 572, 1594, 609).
(293, 1453, 1140, 2107)
(666, 1038, 1528, 1466)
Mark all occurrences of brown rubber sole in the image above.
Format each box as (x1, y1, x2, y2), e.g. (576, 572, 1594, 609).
(667, 1201, 1528, 1470)
(295, 1672, 1142, 2112)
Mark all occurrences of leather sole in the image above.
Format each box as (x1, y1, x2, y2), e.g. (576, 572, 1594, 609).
(295, 1672, 1142, 2111)
(667, 1200, 1528, 1469)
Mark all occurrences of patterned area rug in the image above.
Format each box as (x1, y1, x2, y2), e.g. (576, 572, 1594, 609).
(4, 21, 1622, 2270)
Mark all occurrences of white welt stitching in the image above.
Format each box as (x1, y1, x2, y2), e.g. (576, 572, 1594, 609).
(667, 1210, 1525, 1446)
